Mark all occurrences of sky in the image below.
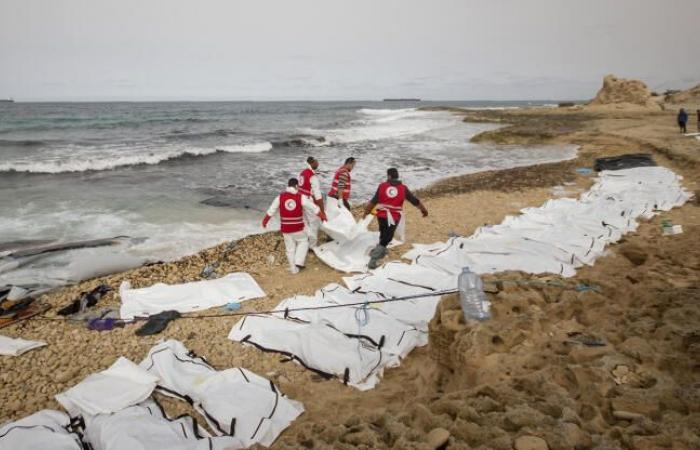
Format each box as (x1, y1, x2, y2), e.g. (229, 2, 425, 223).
(1, 0, 698, 101)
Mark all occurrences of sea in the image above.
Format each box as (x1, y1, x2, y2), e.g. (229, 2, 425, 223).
(0, 101, 577, 288)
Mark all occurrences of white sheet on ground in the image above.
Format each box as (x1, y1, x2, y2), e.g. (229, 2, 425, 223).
(119, 272, 265, 319)
(227, 167, 691, 393)
(272, 293, 427, 360)
(139, 340, 303, 447)
(55, 357, 158, 417)
(344, 262, 456, 295)
(313, 229, 376, 273)
(320, 198, 368, 242)
(229, 314, 389, 390)
(0, 410, 83, 450)
(0, 335, 46, 356)
(314, 215, 402, 273)
(84, 400, 244, 450)
(404, 167, 691, 278)
(318, 283, 436, 329)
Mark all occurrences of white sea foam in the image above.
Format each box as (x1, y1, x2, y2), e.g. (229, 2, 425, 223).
(0, 142, 273, 174)
(301, 108, 458, 145)
(357, 108, 416, 116)
(216, 142, 273, 153)
(0, 205, 261, 287)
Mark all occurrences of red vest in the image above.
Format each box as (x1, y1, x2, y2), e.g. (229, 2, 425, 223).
(328, 166, 351, 200)
(376, 181, 406, 222)
(279, 191, 304, 233)
(298, 168, 314, 197)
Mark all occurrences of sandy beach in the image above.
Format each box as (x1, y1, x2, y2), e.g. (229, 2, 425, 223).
(2, 87, 700, 449)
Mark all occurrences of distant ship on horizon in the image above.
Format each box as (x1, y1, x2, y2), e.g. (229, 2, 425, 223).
(0, 98, 14, 103)
(383, 98, 421, 102)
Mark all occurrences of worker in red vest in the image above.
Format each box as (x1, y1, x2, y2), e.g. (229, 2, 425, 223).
(263, 178, 327, 274)
(298, 156, 325, 248)
(363, 168, 428, 269)
(328, 157, 355, 210)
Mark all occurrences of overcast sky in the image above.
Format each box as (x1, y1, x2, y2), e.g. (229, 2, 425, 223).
(1, 0, 698, 101)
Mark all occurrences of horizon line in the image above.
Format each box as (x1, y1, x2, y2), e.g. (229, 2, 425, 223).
(2, 98, 583, 104)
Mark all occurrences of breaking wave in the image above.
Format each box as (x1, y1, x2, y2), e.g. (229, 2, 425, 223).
(299, 108, 458, 145)
(0, 142, 273, 174)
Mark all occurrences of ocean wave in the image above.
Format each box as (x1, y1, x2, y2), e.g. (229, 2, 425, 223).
(272, 135, 329, 148)
(357, 108, 416, 116)
(0, 116, 217, 134)
(0, 142, 273, 174)
(216, 142, 272, 153)
(164, 128, 241, 140)
(299, 108, 456, 145)
(0, 139, 50, 147)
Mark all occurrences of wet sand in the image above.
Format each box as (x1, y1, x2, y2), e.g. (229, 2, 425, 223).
(1, 105, 699, 449)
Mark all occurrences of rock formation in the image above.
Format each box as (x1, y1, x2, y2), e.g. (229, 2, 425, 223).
(588, 74, 661, 110)
(664, 83, 700, 105)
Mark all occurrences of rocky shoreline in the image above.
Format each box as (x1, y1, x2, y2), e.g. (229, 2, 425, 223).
(2, 97, 699, 449)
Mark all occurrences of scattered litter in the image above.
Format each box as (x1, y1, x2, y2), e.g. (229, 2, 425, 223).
(0, 301, 49, 329)
(71, 307, 120, 324)
(661, 220, 683, 235)
(134, 310, 181, 336)
(0, 296, 34, 317)
(223, 302, 241, 311)
(57, 285, 111, 316)
(566, 331, 606, 347)
(575, 283, 602, 293)
(594, 153, 656, 171)
(6, 285, 29, 301)
(200, 240, 237, 279)
(0, 334, 47, 356)
(87, 318, 125, 332)
(575, 167, 593, 174)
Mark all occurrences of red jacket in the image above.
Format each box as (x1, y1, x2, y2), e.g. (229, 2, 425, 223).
(278, 191, 304, 233)
(376, 181, 406, 222)
(298, 167, 314, 197)
(328, 166, 351, 200)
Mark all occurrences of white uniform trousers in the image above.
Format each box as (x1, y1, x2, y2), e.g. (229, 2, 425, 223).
(303, 210, 321, 248)
(283, 230, 309, 273)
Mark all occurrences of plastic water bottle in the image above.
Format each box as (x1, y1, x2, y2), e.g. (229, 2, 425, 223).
(458, 267, 491, 322)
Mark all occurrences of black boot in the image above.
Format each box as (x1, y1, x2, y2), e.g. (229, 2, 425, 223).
(368, 245, 387, 269)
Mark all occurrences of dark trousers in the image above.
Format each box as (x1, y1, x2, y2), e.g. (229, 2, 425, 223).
(378, 216, 399, 247)
(679, 121, 687, 133)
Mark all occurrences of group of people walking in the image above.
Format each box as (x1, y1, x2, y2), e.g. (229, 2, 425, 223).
(677, 108, 700, 134)
(262, 157, 428, 274)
